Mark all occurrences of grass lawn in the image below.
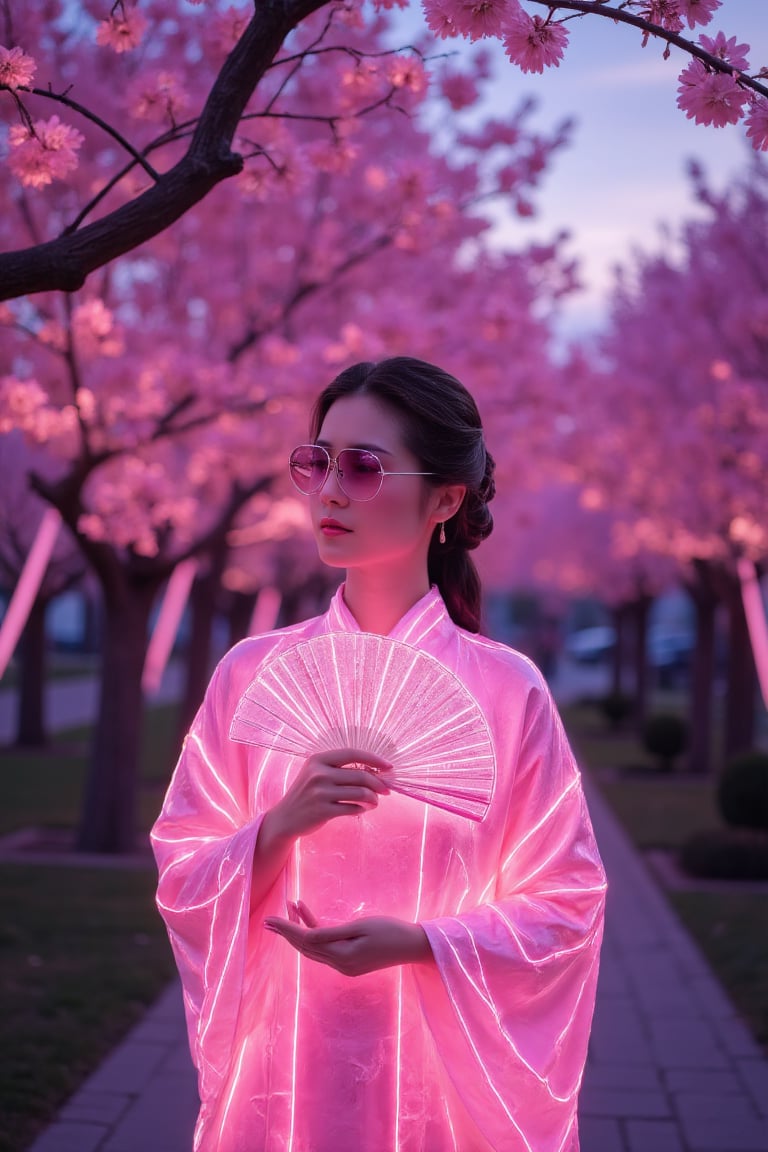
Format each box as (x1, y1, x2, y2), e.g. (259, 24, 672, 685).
(0, 651, 101, 690)
(562, 701, 768, 1053)
(671, 890, 768, 1051)
(0, 705, 182, 1152)
(0, 866, 177, 1152)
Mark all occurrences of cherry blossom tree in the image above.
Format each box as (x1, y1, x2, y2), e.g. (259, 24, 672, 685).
(0, 9, 573, 852)
(1, 1, 768, 300)
(480, 479, 681, 728)
(562, 159, 768, 770)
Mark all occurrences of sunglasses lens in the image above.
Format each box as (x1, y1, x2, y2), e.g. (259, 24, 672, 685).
(337, 450, 383, 500)
(289, 446, 329, 493)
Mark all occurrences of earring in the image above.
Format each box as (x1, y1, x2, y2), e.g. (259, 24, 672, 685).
(439, 522, 446, 545)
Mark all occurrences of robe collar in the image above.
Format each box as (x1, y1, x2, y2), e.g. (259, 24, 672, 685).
(324, 582, 452, 647)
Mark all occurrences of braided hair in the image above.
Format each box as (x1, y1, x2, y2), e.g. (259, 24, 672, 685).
(310, 357, 495, 633)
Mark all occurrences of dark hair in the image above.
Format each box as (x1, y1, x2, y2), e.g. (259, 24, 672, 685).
(310, 356, 495, 633)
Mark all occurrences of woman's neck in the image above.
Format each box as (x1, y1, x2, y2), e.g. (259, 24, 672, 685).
(342, 568, 431, 635)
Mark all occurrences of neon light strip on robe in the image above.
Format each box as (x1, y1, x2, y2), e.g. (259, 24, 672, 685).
(184, 731, 241, 823)
(288, 839, 302, 1152)
(0, 507, 61, 679)
(431, 927, 538, 1151)
(395, 802, 430, 1150)
(397, 597, 439, 645)
(437, 916, 577, 1101)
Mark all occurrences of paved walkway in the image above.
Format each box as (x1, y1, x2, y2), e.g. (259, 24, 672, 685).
(9, 662, 768, 1152)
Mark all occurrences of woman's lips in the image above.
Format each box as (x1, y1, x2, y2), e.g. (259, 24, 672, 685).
(319, 519, 352, 536)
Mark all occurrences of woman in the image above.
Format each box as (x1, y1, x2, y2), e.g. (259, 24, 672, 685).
(151, 357, 606, 1152)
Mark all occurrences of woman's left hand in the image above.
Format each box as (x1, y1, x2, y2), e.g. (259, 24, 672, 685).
(264, 902, 433, 977)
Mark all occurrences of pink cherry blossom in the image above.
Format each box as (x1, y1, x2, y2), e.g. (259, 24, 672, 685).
(745, 97, 768, 151)
(0, 375, 77, 442)
(642, 2, 683, 35)
(421, 0, 459, 40)
(339, 59, 388, 108)
(386, 55, 427, 93)
(333, 4, 367, 31)
(448, 0, 509, 42)
(439, 68, 478, 110)
(0, 375, 45, 434)
(0, 44, 36, 89)
(76, 513, 109, 541)
(678, 0, 721, 28)
(306, 136, 359, 174)
(676, 59, 747, 127)
(127, 70, 190, 123)
(699, 31, 750, 71)
(7, 115, 84, 188)
(95, 10, 149, 54)
(503, 9, 569, 75)
(72, 300, 125, 360)
(36, 319, 67, 352)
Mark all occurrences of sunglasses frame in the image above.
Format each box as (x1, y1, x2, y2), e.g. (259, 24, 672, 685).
(289, 444, 436, 502)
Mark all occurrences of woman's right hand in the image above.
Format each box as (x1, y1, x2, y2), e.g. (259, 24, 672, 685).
(267, 748, 392, 842)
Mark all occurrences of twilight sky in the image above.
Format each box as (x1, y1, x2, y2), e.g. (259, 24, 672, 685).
(481, 0, 768, 340)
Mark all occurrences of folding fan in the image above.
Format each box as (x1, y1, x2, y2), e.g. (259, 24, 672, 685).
(229, 632, 496, 821)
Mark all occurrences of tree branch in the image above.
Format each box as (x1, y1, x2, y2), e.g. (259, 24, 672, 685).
(228, 232, 392, 362)
(24, 84, 161, 182)
(0, 0, 329, 301)
(534, 1, 768, 100)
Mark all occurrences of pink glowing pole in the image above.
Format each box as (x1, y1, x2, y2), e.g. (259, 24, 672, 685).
(0, 507, 62, 679)
(737, 557, 768, 710)
(142, 558, 198, 695)
(249, 585, 282, 636)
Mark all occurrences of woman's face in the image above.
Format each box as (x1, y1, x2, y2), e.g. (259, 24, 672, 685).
(310, 393, 443, 573)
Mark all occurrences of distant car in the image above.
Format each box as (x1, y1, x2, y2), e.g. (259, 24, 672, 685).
(564, 626, 616, 664)
(650, 630, 694, 688)
(565, 624, 696, 670)
(648, 630, 694, 672)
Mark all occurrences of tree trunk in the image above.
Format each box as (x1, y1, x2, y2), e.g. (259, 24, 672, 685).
(227, 590, 258, 647)
(81, 590, 103, 654)
(76, 577, 159, 854)
(15, 597, 48, 747)
(610, 604, 627, 697)
(632, 595, 652, 734)
(685, 563, 718, 776)
(723, 571, 758, 761)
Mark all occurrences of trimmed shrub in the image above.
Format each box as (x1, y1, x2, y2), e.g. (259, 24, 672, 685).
(717, 751, 768, 831)
(599, 691, 633, 729)
(680, 827, 768, 881)
(642, 713, 688, 773)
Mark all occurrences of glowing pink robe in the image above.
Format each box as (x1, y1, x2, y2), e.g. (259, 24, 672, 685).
(151, 587, 606, 1152)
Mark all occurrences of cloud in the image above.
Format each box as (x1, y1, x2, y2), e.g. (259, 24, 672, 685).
(574, 55, 681, 90)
